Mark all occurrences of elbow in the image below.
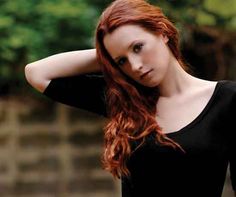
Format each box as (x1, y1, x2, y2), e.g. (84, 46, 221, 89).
(24, 64, 33, 84)
(24, 64, 49, 93)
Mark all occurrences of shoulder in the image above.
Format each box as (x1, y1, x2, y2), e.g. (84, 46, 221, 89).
(217, 80, 236, 111)
(218, 80, 236, 96)
(220, 80, 236, 88)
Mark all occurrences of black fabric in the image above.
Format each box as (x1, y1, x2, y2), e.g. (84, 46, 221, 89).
(43, 73, 107, 117)
(43, 76, 236, 197)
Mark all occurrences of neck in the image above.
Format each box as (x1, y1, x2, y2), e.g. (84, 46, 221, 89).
(158, 59, 204, 98)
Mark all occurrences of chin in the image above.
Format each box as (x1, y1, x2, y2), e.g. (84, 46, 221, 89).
(137, 82, 158, 88)
(145, 84, 159, 88)
(141, 79, 160, 88)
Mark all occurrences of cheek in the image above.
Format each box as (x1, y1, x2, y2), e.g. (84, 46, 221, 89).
(143, 47, 158, 66)
(145, 44, 170, 67)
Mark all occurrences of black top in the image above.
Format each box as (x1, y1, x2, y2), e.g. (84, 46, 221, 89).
(43, 73, 236, 197)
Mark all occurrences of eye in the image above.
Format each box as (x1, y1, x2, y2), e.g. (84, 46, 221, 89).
(117, 57, 126, 66)
(133, 43, 143, 53)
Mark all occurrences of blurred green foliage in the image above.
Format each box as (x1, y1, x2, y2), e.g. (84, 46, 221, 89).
(152, 0, 236, 29)
(0, 0, 235, 95)
(0, 0, 103, 95)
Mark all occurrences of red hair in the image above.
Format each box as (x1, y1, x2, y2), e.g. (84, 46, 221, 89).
(95, 0, 188, 179)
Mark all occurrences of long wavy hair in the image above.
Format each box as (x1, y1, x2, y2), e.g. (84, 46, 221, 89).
(95, 0, 189, 179)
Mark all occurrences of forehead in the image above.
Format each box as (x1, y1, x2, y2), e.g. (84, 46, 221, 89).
(103, 24, 152, 57)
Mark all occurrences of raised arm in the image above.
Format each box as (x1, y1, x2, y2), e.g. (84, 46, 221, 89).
(24, 49, 101, 93)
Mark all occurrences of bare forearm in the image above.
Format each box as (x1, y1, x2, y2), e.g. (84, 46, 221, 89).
(25, 49, 101, 92)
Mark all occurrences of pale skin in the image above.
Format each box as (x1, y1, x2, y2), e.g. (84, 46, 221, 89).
(103, 24, 218, 134)
(25, 24, 217, 135)
(24, 49, 101, 93)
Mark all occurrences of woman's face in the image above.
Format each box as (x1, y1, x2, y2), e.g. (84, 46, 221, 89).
(103, 24, 173, 87)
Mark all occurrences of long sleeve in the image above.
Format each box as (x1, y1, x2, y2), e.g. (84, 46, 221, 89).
(229, 85, 236, 192)
(42, 72, 107, 117)
(229, 133, 236, 192)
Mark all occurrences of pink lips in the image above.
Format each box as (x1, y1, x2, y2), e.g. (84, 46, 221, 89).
(140, 69, 153, 79)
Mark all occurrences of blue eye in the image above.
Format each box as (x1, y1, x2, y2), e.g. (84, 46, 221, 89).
(117, 57, 126, 66)
(133, 43, 143, 53)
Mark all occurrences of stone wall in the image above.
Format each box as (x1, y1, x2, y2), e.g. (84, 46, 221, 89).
(0, 97, 234, 196)
(0, 97, 120, 197)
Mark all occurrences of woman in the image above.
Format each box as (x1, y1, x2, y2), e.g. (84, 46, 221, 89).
(25, 0, 235, 196)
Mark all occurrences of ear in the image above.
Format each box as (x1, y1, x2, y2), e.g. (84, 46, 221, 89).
(160, 34, 169, 43)
(157, 22, 169, 43)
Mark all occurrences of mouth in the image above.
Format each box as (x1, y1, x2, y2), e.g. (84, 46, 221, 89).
(140, 69, 153, 80)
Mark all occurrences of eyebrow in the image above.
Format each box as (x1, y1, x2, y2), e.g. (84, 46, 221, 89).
(114, 40, 138, 61)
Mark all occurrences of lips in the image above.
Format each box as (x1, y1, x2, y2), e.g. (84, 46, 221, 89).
(140, 69, 153, 79)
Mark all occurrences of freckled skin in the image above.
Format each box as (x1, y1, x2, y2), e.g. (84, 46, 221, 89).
(103, 24, 173, 87)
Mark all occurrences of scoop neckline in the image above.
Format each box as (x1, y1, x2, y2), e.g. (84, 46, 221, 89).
(164, 80, 226, 138)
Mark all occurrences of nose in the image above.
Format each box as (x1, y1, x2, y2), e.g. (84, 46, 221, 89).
(128, 55, 143, 72)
